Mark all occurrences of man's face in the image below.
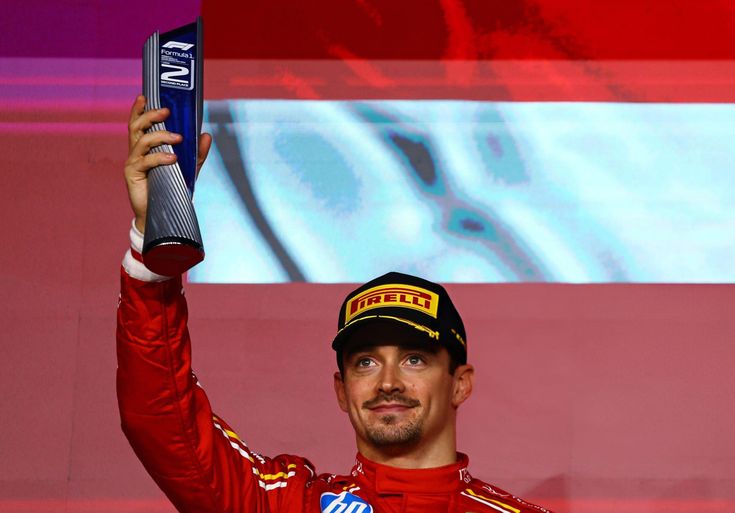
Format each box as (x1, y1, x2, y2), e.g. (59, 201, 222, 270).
(334, 322, 473, 456)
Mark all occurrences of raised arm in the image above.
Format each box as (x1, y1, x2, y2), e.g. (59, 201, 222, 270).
(116, 97, 313, 513)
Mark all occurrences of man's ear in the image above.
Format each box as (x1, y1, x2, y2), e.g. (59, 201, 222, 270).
(451, 364, 474, 408)
(334, 371, 349, 412)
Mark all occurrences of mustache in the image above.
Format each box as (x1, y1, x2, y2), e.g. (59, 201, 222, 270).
(362, 393, 421, 409)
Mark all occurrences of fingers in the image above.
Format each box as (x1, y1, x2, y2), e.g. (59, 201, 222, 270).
(125, 151, 178, 182)
(130, 130, 182, 161)
(128, 96, 172, 150)
(128, 95, 146, 125)
(125, 129, 181, 183)
(126, 95, 213, 182)
(128, 109, 170, 150)
(199, 132, 212, 162)
(195, 133, 213, 178)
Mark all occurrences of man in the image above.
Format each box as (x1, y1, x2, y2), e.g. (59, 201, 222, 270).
(118, 97, 553, 513)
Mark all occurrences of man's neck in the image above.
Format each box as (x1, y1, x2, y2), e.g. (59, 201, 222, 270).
(356, 432, 458, 469)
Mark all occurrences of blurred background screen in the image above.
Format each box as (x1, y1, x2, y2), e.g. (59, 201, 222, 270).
(192, 97, 735, 283)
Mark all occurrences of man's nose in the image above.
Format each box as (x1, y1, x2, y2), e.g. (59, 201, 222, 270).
(377, 363, 405, 394)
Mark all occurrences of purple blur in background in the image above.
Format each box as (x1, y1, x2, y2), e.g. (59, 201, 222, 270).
(0, 0, 201, 58)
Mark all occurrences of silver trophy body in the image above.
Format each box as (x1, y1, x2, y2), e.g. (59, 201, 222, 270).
(141, 18, 204, 275)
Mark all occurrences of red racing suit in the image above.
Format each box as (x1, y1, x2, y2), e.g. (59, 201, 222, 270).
(117, 265, 554, 513)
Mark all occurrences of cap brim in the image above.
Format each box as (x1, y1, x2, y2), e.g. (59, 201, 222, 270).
(331, 314, 440, 353)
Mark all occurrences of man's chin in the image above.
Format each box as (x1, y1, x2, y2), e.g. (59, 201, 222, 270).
(365, 419, 422, 446)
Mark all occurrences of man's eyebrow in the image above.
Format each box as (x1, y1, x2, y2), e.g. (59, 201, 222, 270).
(343, 345, 377, 358)
(399, 344, 436, 353)
(344, 343, 438, 357)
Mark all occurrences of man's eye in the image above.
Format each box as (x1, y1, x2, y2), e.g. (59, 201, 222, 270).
(406, 355, 424, 365)
(356, 358, 373, 368)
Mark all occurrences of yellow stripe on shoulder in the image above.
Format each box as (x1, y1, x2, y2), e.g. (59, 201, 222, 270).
(224, 428, 242, 442)
(465, 489, 521, 513)
(258, 464, 298, 481)
(259, 471, 288, 480)
(211, 415, 245, 443)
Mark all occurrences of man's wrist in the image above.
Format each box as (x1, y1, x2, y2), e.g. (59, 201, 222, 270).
(134, 216, 145, 235)
(122, 218, 172, 282)
(130, 219, 144, 253)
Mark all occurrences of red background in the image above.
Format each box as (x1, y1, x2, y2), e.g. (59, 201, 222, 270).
(1, 2, 734, 512)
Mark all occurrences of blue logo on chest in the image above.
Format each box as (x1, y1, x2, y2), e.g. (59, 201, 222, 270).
(320, 491, 374, 513)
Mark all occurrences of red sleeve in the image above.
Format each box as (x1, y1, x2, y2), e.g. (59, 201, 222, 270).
(116, 268, 315, 513)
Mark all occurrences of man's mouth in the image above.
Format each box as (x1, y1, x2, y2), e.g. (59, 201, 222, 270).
(363, 394, 420, 411)
(369, 404, 413, 414)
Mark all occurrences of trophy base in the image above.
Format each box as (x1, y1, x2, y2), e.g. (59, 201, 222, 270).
(143, 239, 204, 276)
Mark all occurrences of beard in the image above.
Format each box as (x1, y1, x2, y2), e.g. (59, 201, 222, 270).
(362, 393, 423, 446)
(365, 413, 423, 446)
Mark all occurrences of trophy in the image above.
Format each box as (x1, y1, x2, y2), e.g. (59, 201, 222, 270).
(141, 18, 205, 275)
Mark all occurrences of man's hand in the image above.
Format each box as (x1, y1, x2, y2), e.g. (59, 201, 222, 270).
(124, 95, 212, 233)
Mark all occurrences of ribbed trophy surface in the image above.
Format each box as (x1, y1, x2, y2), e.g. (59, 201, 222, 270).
(141, 26, 204, 275)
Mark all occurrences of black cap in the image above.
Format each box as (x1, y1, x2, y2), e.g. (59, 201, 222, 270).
(332, 271, 467, 364)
